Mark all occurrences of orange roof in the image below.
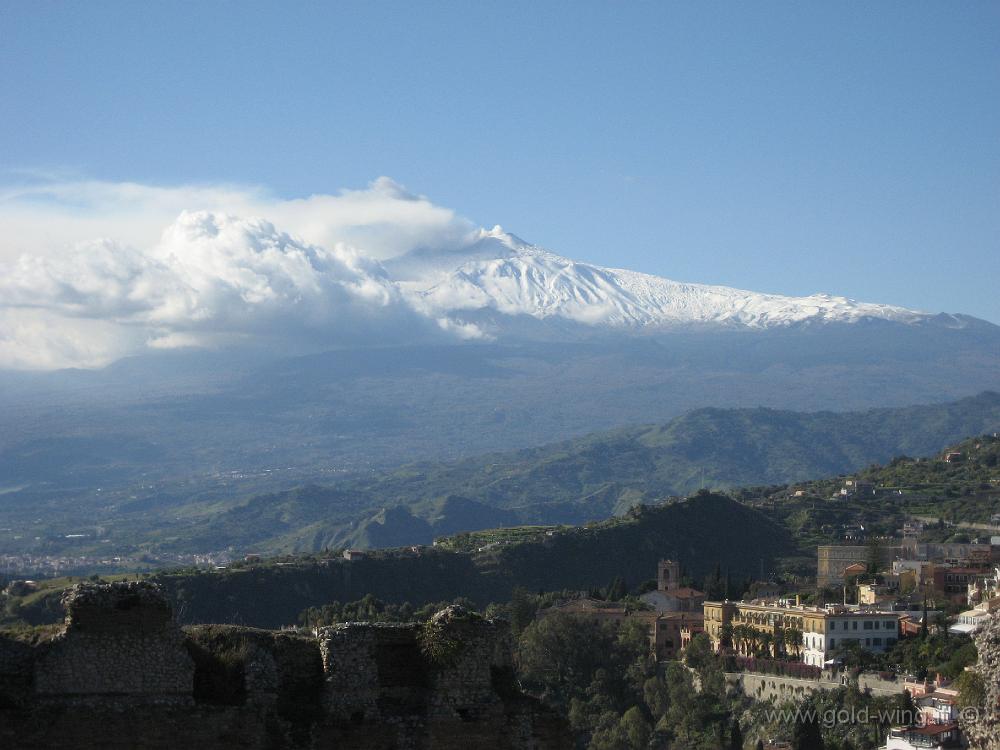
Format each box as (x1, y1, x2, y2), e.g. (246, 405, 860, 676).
(669, 587, 705, 598)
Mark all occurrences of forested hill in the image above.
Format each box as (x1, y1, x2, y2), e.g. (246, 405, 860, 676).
(361, 390, 1000, 507)
(145, 494, 795, 628)
(6, 392, 997, 560)
(176, 391, 1000, 554)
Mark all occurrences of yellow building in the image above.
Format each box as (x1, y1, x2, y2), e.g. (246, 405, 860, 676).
(704, 600, 901, 667)
(703, 600, 807, 658)
(857, 583, 895, 605)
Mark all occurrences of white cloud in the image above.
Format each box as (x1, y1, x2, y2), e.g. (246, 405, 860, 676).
(0, 176, 473, 264)
(0, 178, 477, 370)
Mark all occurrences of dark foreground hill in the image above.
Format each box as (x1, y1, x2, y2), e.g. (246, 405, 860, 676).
(136, 494, 795, 628)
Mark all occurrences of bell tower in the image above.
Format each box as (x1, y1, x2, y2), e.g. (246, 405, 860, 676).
(658, 559, 681, 592)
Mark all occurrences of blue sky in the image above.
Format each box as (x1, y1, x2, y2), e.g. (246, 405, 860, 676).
(2, 1, 999, 322)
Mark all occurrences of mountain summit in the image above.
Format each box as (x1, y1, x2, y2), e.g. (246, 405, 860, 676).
(387, 227, 943, 338)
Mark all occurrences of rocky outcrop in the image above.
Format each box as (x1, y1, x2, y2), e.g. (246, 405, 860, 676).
(0, 582, 570, 749)
(961, 611, 1000, 749)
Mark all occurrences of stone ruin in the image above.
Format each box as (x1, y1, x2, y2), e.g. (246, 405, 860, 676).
(0, 581, 570, 749)
(34, 581, 194, 703)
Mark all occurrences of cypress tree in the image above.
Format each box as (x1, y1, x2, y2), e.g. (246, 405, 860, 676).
(728, 719, 744, 750)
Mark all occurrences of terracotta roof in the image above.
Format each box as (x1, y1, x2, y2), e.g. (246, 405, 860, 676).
(668, 587, 705, 598)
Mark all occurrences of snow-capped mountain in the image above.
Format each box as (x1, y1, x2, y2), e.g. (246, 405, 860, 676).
(388, 226, 934, 336)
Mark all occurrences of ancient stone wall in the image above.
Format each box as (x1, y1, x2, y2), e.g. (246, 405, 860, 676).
(33, 581, 194, 703)
(0, 582, 570, 749)
(727, 671, 904, 703)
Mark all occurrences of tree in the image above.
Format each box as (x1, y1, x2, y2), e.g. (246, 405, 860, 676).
(517, 613, 611, 707)
(606, 576, 628, 602)
(728, 719, 744, 750)
(685, 632, 715, 672)
(620, 706, 651, 749)
(865, 539, 884, 577)
(792, 711, 824, 750)
(783, 628, 803, 659)
(643, 675, 669, 719)
(508, 586, 537, 635)
(895, 689, 918, 728)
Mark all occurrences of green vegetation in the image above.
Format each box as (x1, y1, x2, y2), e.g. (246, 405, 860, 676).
(749, 433, 1000, 556)
(298, 593, 476, 628)
(877, 632, 977, 680)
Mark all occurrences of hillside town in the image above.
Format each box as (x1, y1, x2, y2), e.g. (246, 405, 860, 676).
(535, 526, 999, 750)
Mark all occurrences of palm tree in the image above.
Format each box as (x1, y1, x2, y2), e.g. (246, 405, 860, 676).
(783, 628, 803, 659)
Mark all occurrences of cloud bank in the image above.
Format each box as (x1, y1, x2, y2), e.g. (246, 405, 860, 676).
(0, 177, 481, 370)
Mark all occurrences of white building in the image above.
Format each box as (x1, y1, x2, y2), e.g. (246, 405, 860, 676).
(916, 690, 959, 726)
(880, 723, 962, 750)
(802, 608, 902, 668)
(949, 604, 994, 636)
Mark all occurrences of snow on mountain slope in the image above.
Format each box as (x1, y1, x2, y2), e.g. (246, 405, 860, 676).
(400, 227, 929, 333)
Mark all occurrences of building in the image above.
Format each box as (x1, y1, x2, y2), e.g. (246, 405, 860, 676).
(650, 612, 704, 660)
(857, 581, 898, 605)
(640, 559, 706, 613)
(843, 562, 869, 581)
(840, 479, 876, 497)
(932, 566, 992, 602)
(800, 607, 903, 668)
(817, 542, 994, 589)
(916, 689, 960, 726)
(817, 545, 904, 588)
(881, 723, 962, 750)
(949, 597, 1000, 636)
(902, 541, 992, 568)
(704, 600, 901, 667)
(703, 600, 806, 659)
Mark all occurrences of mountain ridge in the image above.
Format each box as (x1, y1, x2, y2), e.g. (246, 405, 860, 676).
(406, 231, 939, 335)
(182, 391, 1000, 553)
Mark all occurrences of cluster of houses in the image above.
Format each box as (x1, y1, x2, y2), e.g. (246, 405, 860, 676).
(539, 551, 987, 750)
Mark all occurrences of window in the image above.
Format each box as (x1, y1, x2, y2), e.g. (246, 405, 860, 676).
(830, 638, 835, 648)
(829, 621, 836, 630)
(863, 621, 873, 630)
(852, 621, 858, 630)
(884, 621, 895, 630)
(865, 638, 870, 646)
(873, 637, 882, 646)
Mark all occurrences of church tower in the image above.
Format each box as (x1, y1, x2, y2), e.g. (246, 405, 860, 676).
(658, 559, 681, 592)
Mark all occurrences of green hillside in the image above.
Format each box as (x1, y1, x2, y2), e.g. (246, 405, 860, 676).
(755, 433, 1000, 549)
(4, 393, 998, 561)
(192, 391, 1000, 553)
